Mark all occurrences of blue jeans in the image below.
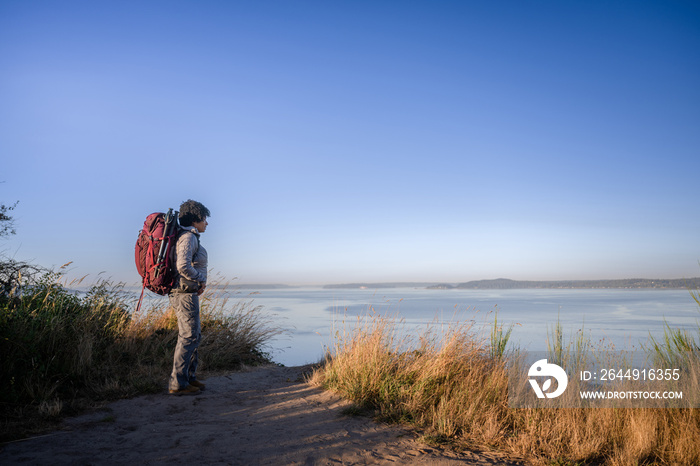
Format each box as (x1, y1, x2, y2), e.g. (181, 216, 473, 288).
(169, 292, 201, 390)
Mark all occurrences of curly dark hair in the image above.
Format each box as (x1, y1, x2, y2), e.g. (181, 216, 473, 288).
(178, 199, 211, 227)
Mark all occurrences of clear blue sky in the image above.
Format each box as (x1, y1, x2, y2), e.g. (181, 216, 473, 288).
(1, 0, 699, 285)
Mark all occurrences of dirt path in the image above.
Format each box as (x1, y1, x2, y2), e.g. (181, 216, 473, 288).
(2, 365, 524, 465)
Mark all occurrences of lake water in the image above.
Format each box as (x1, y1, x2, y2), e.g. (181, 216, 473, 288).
(234, 287, 700, 367)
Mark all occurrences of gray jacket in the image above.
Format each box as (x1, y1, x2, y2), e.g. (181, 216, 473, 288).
(174, 226, 208, 293)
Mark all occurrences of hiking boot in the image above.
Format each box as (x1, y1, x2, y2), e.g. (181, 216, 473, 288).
(189, 379, 206, 391)
(169, 384, 200, 396)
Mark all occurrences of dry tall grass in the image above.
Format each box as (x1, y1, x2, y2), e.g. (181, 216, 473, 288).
(311, 311, 700, 465)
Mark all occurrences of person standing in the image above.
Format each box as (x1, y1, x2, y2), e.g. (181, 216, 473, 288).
(168, 199, 210, 395)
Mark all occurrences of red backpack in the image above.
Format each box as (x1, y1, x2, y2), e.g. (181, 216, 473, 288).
(135, 209, 179, 310)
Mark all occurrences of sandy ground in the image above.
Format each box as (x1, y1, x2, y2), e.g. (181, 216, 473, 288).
(2, 365, 525, 465)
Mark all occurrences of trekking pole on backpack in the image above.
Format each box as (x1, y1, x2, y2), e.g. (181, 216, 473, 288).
(155, 209, 177, 277)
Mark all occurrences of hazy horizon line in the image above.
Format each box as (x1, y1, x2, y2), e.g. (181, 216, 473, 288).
(232, 276, 700, 288)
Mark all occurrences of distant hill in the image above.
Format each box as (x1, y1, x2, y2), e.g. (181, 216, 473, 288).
(439, 278, 700, 290)
(324, 278, 700, 290)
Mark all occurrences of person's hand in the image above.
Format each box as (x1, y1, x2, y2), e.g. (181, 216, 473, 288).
(197, 283, 206, 296)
